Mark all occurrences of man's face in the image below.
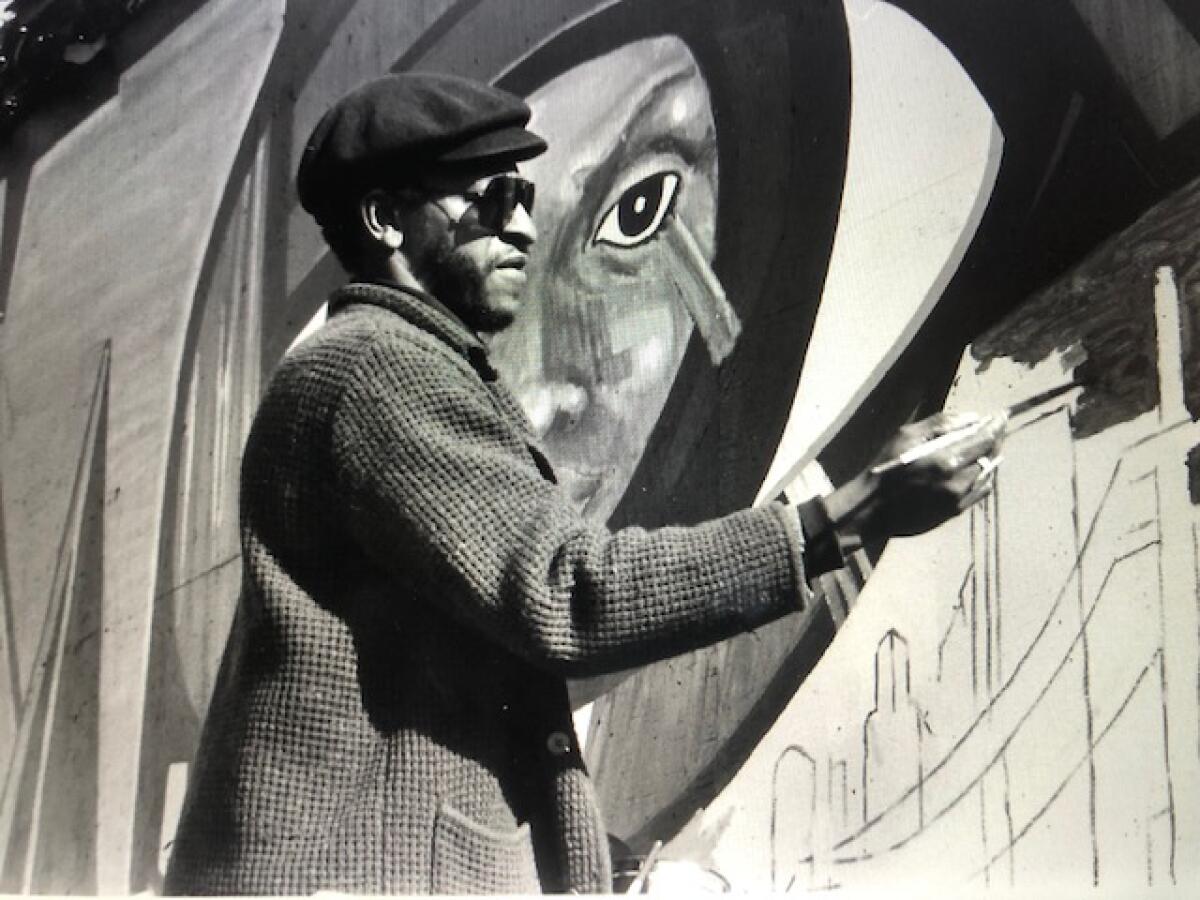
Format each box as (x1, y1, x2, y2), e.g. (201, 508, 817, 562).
(405, 171, 538, 333)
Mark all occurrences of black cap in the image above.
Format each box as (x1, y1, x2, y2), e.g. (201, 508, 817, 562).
(297, 72, 547, 220)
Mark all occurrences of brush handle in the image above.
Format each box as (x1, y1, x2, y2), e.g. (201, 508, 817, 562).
(868, 381, 1075, 476)
(870, 423, 987, 475)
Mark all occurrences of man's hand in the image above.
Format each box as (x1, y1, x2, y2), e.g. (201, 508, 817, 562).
(822, 411, 1007, 548)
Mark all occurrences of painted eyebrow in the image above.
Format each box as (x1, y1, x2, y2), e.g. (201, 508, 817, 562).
(624, 61, 699, 129)
(571, 64, 716, 222)
(567, 58, 715, 184)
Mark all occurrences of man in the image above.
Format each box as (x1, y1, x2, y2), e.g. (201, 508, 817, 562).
(164, 72, 1003, 895)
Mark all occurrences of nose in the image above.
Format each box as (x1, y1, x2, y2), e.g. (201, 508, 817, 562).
(500, 202, 537, 251)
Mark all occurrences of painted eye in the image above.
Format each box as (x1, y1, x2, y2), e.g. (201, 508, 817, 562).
(593, 171, 681, 249)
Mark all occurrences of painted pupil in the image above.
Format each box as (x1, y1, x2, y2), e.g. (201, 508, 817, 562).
(618, 174, 665, 237)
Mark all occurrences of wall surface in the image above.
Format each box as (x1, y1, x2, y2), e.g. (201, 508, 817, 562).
(660, 172, 1200, 892)
(0, 0, 284, 891)
(0, 0, 1197, 893)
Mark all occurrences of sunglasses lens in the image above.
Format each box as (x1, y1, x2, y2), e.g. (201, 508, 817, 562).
(478, 176, 534, 229)
(521, 180, 535, 214)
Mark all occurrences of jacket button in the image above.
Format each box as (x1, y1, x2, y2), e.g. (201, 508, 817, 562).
(546, 731, 572, 755)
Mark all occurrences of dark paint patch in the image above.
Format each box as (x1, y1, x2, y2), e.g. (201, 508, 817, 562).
(1187, 444, 1200, 505)
(972, 173, 1200, 437)
(822, 0, 1200, 484)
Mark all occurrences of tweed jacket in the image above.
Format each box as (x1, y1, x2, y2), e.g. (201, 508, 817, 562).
(164, 281, 827, 895)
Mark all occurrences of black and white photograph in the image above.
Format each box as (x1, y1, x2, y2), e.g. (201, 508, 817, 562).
(0, 0, 1198, 895)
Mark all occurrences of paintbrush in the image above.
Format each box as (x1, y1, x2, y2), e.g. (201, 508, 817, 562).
(1003, 380, 1082, 417)
(626, 840, 663, 894)
(870, 380, 1078, 475)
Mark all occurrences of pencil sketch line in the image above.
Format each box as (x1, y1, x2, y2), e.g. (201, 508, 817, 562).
(1152, 469, 1176, 883)
(1124, 417, 1195, 453)
(937, 567, 973, 682)
(1070, 433, 1099, 886)
(994, 479, 1003, 684)
(1147, 808, 1155, 887)
(833, 538, 1160, 854)
(1148, 806, 1173, 888)
(771, 744, 816, 891)
(979, 775, 989, 887)
(1156, 648, 1176, 884)
(833, 455, 1132, 847)
(1007, 405, 1074, 436)
(966, 657, 1159, 880)
(1001, 751, 1015, 886)
(970, 507, 979, 701)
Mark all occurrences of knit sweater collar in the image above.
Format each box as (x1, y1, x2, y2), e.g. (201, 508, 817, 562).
(329, 280, 493, 367)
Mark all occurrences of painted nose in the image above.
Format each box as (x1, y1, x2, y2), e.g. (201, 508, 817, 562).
(501, 201, 537, 251)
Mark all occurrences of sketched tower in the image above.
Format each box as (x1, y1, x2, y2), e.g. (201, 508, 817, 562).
(863, 630, 924, 830)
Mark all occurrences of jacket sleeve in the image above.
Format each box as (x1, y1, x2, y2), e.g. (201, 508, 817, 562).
(330, 329, 820, 677)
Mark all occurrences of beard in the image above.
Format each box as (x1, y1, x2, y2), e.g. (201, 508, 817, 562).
(414, 230, 515, 335)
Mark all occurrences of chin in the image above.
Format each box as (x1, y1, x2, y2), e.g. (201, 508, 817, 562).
(473, 292, 522, 334)
(471, 304, 517, 335)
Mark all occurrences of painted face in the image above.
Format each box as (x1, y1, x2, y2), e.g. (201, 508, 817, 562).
(489, 36, 721, 521)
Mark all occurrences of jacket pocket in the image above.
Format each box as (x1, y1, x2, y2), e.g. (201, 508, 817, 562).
(431, 803, 540, 894)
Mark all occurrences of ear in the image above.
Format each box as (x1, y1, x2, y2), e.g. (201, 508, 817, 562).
(360, 191, 404, 250)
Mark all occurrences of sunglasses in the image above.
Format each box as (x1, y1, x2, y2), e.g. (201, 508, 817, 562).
(434, 174, 536, 233)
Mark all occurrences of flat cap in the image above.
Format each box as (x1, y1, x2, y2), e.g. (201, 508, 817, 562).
(297, 72, 547, 219)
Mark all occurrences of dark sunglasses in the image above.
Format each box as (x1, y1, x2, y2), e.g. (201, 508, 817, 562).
(459, 174, 536, 231)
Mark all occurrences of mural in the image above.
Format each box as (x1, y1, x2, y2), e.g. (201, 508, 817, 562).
(687, 174, 1200, 892)
(492, 34, 726, 523)
(0, 0, 1197, 893)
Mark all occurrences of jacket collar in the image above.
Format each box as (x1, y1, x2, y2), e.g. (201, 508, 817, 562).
(329, 280, 498, 379)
